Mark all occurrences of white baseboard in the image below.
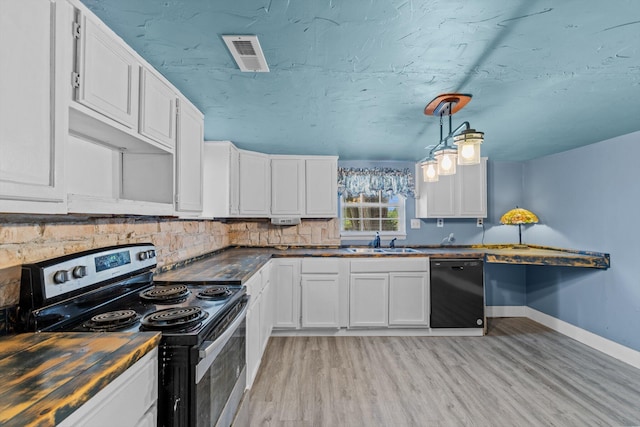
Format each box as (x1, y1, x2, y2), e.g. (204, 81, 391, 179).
(487, 305, 640, 370)
(485, 305, 527, 318)
(272, 328, 484, 337)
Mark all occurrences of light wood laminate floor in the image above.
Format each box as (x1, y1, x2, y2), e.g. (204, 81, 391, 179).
(249, 318, 640, 426)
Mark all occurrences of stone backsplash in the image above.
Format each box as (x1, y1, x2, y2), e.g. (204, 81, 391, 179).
(0, 215, 338, 311)
(228, 218, 340, 247)
(0, 215, 229, 309)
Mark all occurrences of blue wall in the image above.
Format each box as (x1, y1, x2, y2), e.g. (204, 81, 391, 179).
(523, 131, 640, 351)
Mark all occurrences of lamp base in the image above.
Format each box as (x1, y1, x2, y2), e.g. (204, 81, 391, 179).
(510, 244, 530, 250)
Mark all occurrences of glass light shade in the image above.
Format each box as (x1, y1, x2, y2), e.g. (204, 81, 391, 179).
(500, 207, 539, 225)
(421, 159, 439, 182)
(454, 129, 483, 165)
(434, 148, 458, 175)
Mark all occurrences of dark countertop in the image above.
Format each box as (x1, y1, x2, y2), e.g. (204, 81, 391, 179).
(154, 244, 610, 283)
(0, 332, 160, 427)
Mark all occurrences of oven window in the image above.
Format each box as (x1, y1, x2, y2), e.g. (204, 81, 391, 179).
(196, 318, 246, 426)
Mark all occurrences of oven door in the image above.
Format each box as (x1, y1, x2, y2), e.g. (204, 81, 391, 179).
(195, 301, 248, 427)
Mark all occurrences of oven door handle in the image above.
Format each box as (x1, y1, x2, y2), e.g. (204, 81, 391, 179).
(196, 303, 248, 384)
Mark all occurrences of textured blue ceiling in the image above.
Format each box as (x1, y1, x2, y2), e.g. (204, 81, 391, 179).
(81, 0, 640, 161)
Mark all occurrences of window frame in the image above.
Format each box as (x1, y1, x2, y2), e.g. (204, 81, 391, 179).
(339, 191, 407, 240)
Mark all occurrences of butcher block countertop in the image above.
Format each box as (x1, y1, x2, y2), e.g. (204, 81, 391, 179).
(0, 332, 160, 427)
(154, 244, 610, 283)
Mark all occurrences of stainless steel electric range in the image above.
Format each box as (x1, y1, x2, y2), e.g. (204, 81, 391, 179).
(17, 243, 248, 427)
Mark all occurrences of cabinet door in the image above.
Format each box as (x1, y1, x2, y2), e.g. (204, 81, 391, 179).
(305, 158, 337, 217)
(349, 274, 388, 327)
(0, 0, 67, 209)
(58, 348, 158, 427)
(423, 174, 456, 218)
(229, 146, 240, 215)
(259, 280, 272, 352)
(139, 68, 177, 148)
(271, 158, 304, 216)
(301, 274, 340, 328)
(389, 272, 429, 326)
(175, 99, 203, 212)
(246, 298, 261, 389)
(457, 158, 487, 218)
(239, 151, 270, 216)
(273, 259, 300, 329)
(76, 12, 139, 129)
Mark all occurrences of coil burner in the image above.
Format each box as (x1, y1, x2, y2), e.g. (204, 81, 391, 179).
(140, 284, 190, 303)
(197, 286, 233, 300)
(83, 309, 140, 331)
(140, 306, 208, 331)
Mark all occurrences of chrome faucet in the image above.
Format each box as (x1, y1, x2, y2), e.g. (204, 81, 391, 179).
(371, 232, 381, 248)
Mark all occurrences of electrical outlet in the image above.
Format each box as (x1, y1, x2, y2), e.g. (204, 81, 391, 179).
(437, 218, 444, 227)
(477, 218, 483, 227)
(410, 219, 421, 229)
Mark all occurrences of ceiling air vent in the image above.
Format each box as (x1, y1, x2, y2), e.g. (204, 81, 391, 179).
(222, 35, 269, 72)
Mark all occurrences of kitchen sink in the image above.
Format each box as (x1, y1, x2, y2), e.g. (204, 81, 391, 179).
(382, 248, 422, 253)
(345, 247, 422, 254)
(345, 248, 386, 253)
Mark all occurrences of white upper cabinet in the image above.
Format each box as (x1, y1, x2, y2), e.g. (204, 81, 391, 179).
(415, 158, 487, 218)
(270, 155, 338, 218)
(74, 10, 139, 130)
(203, 143, 337, 219)
(457, 159, 488, 217)
(239, 150, 271, 216)
(139, 68, 177, 149)
(0, 0, 70, 213)
(271, 157, 305, 216)
(202, 141, 239, 218)
(175, 98, 204, 213)
(305, 157, 338, 217)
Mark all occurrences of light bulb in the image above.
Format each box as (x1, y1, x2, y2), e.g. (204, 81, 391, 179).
(426, 164, 436, 178)
(441, 154, 452, 171)
(461, 144, 475, 159)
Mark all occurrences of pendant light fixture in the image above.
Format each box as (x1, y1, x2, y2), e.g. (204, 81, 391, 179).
(454, 128, 484, 165)
(421, 159, 439, 182)
(419, 93, 485, 183)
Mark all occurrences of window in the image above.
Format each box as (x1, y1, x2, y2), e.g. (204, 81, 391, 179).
(340, 191, 406, 239)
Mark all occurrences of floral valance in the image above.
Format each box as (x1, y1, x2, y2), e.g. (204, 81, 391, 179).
(338, 167, 415, 198)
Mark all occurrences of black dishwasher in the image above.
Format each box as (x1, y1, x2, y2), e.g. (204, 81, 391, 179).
(430, 259, 484, 328)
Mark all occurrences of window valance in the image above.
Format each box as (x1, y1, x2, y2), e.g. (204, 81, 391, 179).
(338, 167, 415, 198)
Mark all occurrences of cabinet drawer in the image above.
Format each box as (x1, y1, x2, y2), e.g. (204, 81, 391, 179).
(301, 258, 341, 274)
(350, 258, 428, 273)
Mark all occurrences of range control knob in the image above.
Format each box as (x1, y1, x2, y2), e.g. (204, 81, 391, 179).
(138, 251, 149, 261)
(72, 265, 87, 279)
(53, 270, 70, 284)
(148, 249, 156, 259)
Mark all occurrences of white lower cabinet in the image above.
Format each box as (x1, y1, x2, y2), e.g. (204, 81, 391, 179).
(59, 348, 158, 427)
(349, 274, 389, 327)
(273, 259, 301, 329)
(349, 258, 430, 328)
(301, 274, 340, 328)
(246, 297, 261, 389)
(388, 272, 430, 326)
(246, 262, 273, 389)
